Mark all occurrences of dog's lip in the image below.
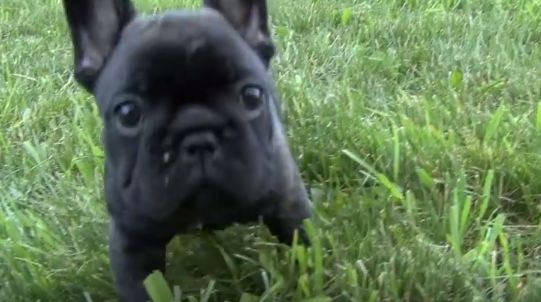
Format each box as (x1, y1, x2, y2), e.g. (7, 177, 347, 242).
(160, 149, 218, 183)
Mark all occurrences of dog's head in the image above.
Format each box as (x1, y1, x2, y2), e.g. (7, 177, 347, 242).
(63, 0, 298, 222)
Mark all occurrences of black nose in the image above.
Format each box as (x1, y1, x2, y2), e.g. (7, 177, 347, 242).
(180, 131, 219, 162)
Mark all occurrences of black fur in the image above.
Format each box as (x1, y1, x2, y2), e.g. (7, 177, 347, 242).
(62, 1, 312, 301)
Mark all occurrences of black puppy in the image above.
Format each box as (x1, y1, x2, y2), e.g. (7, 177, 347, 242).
(62, 0, 312, 300)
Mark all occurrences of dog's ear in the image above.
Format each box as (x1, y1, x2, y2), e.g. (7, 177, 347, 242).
(204, 0, 275, 67)
(62, 0, 136, 93)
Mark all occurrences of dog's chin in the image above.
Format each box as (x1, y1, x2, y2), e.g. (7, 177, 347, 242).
(174, 167, 268, 209)
(125, 162, 270, 222)
(181, 182, 236, 211)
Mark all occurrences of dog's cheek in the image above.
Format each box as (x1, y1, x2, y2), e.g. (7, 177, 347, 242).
(251, 107, 276, 159)
(227, 130, 273, 202)
(104, 160, 126, 218)
(104, 131, 139, 188)
(103, 129, 150, 214)
(126, 151, 194, 220)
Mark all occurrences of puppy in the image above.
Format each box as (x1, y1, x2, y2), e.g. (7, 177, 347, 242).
(62, 0, 312, 301)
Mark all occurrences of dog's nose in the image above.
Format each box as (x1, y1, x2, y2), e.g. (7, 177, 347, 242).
(180, 131, 219, 162)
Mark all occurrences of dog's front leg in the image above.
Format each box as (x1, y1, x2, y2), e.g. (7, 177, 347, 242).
(108, 221, 167, 302)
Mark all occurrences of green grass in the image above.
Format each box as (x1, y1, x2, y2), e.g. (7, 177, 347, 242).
(2, 0, 541, 301)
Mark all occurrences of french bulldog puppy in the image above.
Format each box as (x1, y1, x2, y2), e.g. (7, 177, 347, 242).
(62, 0, 312, 300)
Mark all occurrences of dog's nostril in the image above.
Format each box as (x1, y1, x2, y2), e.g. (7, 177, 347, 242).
(181, 131, 219, 160)
(185, 143, 215, 156)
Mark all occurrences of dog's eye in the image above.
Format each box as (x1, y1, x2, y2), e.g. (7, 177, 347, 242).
(240, 85, 265, 117)
(114, 101, 142, 132)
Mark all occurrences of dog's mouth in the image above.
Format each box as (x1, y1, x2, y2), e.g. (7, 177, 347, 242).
(182, 182, 234, 209)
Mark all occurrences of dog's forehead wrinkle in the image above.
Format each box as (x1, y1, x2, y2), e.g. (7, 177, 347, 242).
(124, 44, 261, 98)
(126, 9, 237, 47)
(125, 15, 249, 73)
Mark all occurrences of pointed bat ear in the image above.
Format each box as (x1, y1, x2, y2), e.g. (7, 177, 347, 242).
(203, 0, 275, 67)
(62, 0, 136, 93)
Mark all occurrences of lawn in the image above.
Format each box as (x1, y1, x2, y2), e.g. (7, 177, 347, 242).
(1, 0, 541, 301)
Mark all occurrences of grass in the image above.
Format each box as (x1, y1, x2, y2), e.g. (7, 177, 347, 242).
(1, 0, 541, 300)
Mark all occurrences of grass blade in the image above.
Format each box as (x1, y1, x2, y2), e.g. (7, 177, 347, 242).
(144, 271, 174, 302)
